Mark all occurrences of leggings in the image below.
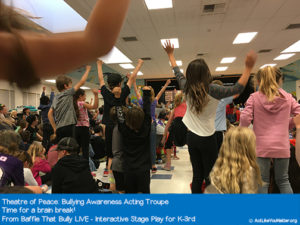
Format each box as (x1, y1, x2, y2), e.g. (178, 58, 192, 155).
(75, 126, 90, 159)
(187, 131, 218, 193)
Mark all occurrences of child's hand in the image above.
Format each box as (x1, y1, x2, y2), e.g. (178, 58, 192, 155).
(86, 65, 92, 71)
(42, 86, 46, 92)
(294, 114, 300, 129)
(126, 73, 131, 79)
(97, 60, 103, 66)
(245, 50, 257, 69)
(143, 86, 151, 91)
(162, 40, 174, 55)
(138, 59, 144, 65)
(92, 89, 98, 95)
(51, 86, 55, 92)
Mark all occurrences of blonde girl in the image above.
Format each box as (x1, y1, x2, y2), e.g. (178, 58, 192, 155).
(27, 142, 51, 186)
(206, 127, 262, 193)
(240, 66, 300, 193)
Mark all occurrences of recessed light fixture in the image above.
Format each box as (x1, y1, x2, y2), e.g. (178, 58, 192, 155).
(145, 0, 173, 10)
(282, 40, 300, 53)
(169, 60, 182, 66)
(233, 32, 258, 44)
(161, 38, 179, 48)
(137, 71, 143, 76)
(81, 86, 91, 90)
(260, 64, 277, 69)
(216, 67, 228, 72)
(100, 47, 132, 64)
(274, 53, 295, 60)
(220, 57, 236, 64)
(45, 80, 56, 83)
(119, 64, 135, 69)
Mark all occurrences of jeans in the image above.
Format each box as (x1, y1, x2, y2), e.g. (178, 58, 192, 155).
(257, 157, 293, 193)
(150, 122, 157, 166)
(187, 131, 218, 193)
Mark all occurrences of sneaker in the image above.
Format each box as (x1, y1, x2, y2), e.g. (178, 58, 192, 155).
(103, 169, 109, 177)
(152, 167, 157, 173)
(162, 164, 171, 171)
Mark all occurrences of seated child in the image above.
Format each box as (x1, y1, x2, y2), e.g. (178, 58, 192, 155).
(205, 127, 262, 194)
(51, 137, 98, 193)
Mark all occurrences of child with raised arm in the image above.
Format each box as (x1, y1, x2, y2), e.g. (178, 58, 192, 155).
(116, 87, 152, 193)
(162, 40, 257, 193)
(38, 86, 55, 152)
(134, 79, 171, 173)
(48, 65, 91, 142)
(97, 59, 143, 175)
(74, 88, 99, 159)
(240, 66, 300, 193)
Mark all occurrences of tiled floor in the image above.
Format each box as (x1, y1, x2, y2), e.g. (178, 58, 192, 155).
(95, 146, 193, 194)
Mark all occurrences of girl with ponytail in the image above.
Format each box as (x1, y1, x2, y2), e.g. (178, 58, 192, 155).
(240, 66, 300, 193)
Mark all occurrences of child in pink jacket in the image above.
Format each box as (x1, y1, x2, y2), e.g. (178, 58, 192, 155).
(28, 142, 51, 186)
(240, 66, 300, 193)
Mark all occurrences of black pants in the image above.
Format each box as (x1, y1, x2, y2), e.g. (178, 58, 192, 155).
(56, 124, 75, 142)
(187, 131, 218, 193)
(105, 124, 114, 159)
(215, 131, 224, 153)
(42, 123, 53, 153)
(75, 126, 90, 160)
(124, 170, 150, 193)
(113, 171, 125, 191)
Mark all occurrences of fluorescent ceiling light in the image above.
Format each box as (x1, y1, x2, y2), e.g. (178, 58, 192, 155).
(233, 32, 258, 44)
(119, 64, 135, 69)
(274, 53, 295, 60)
(180, 69, 184, 73)
(145, 0, 173, 10)
(220, 57, 236, 64)
(282, 40, 300, 53)
(169, 61, 182, 66)
(81, 86, 91, 90)
(137, 71, 144, 76)
(260, 64, 277, 69)
(3, 0, 87, 33)
(215, 67, 228, 72)
(45, 80, 56, 83)
(100, 47, 132, 64)
(161, 38, 179, 48)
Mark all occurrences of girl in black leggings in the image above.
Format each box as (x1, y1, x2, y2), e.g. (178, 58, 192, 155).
(163, 40, 257, 193)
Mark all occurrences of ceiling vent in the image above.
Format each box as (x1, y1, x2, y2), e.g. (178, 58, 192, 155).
(258, 49, 272, 53)
(197, 53, 206, 57)
(141, 57, 152, 61)
(203, 3, 226, 14)
(285, 23, 300, 30)
(122, 36, 138, 42)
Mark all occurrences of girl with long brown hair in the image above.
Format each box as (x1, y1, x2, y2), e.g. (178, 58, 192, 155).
(163, 40, 257, 193)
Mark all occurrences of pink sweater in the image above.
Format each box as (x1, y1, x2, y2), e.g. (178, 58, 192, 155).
(240, 89, 300, 158)
(31, 157, 51, 186)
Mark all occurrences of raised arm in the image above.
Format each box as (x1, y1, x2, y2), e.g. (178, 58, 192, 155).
(97, 60, 105, 88)
(127, 59, 144, 88)
(83, 89, 99, 110)
(133, 75, 142, 100)
(74, 65, 91, 91)
(162, 40, 186, 90)
(41, 86, 46, 97)
(156, 79, 171, 101)
(48, 108, 56, 134)
(237, 51, 257, 87)
(49, 87, 55, 105)
(0, 0, 131, 86)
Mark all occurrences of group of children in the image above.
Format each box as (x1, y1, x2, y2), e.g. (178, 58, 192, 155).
(0, 0, 299, 194)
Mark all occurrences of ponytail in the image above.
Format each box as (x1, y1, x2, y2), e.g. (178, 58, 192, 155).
(256, 66, 279, 101)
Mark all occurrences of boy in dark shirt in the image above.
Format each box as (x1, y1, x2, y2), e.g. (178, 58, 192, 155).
(97, 59, 143, 174)
(116, 87, 152, 193)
